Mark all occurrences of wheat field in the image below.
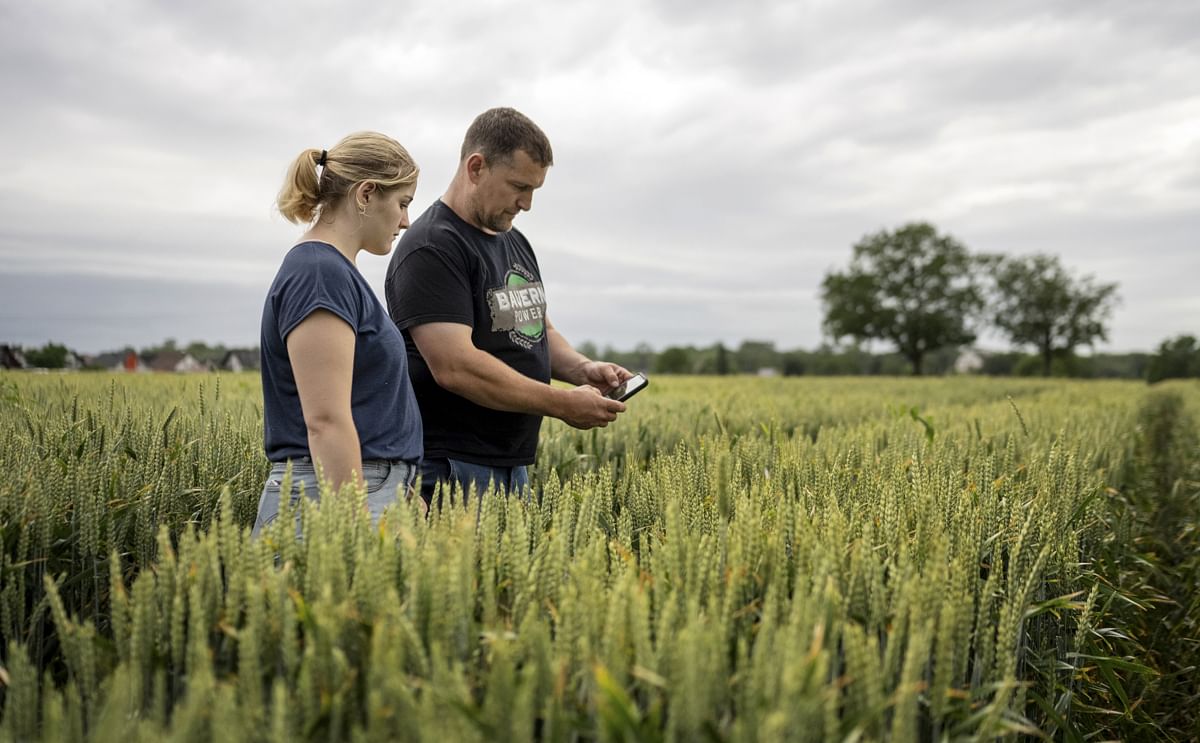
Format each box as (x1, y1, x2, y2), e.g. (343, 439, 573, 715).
(0, 372, 1196, 741)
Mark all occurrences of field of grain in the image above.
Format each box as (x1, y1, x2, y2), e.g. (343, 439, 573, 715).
(1, 373, 1196, 741)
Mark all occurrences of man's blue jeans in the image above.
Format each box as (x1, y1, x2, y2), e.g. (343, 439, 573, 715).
(419, 457, 529, 507)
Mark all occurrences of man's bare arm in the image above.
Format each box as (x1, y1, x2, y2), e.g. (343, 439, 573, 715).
(409, 322, 625, 429)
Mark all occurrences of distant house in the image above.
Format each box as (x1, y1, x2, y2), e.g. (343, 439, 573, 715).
(1, 345, 28, 369)
(220, 350, 260, 373)
(954, 349, 984, 374)
(62, 351, 85, 370)
(146, 351, 208, 373)
(123, 351, 147, 372)
(89, 352, 124, 371)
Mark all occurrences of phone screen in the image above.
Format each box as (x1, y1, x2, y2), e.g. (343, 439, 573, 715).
(606, 373, 649, 402)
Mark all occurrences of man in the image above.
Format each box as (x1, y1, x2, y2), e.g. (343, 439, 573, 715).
(385, 107, 631, 504)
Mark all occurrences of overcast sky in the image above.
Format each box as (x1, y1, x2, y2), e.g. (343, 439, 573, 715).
(2, 0, 1197, 355)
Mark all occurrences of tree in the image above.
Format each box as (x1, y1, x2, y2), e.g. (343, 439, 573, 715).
(781, 351, 807, 376)
(630, 342, 655, 373)
(1146, 334, 1200, 383)
(185, 340, 228, 365)
(820, 222, 986, 375)
(24, 342, 70, 369)
(655, 346, 693, 374)
(735, 340, 779, 374)
(714, 342, 730, 375)
(991, 254, 1119, 376)
(576, 341, 599, 360)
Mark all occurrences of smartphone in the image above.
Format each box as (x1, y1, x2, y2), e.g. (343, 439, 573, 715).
(605, 373, 649, 402)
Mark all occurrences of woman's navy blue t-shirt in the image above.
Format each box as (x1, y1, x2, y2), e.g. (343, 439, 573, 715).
(260, 241, 423, 463)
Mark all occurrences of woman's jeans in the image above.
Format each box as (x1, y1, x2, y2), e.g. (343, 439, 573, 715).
(418, 457, 529, 506)
(251, 457, 417, 539)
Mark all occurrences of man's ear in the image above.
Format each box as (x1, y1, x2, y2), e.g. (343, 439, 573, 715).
(465, 153, 487, 183)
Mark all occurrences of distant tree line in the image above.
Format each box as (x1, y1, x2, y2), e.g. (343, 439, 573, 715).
(581, 339, 1190, 381)
(1146, 335, 1200, 383)
(10, 332, 1197, 382)
(9, 335, 1195, 382)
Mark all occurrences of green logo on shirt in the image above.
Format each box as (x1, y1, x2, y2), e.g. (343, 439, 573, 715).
(487, 267, 546, 347)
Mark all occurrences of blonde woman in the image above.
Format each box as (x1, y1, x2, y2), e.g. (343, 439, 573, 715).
(253, 132, 425, 538)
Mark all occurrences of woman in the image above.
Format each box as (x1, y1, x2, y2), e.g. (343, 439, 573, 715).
(252, 131, 425, 538)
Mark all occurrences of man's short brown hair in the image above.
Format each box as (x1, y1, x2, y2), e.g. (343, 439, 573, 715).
(461, 107, 554, 167)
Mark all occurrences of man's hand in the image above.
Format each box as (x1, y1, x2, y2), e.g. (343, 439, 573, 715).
(555, 385, 626, 429)
(546, 319, 633, 390)
(572, 360, 633, 392)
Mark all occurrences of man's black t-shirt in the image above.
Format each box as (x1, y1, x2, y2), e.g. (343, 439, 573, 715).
(385, 200, 551, 466)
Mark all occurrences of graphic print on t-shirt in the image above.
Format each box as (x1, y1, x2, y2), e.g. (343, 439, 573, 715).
(486, 263, 546, 349)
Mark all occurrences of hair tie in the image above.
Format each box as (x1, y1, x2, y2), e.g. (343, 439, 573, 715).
(317, 149, 328, 167)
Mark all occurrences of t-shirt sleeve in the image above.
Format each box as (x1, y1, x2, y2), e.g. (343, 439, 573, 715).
(387, 245, 474, 329)
(274, 250, 361, 339)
